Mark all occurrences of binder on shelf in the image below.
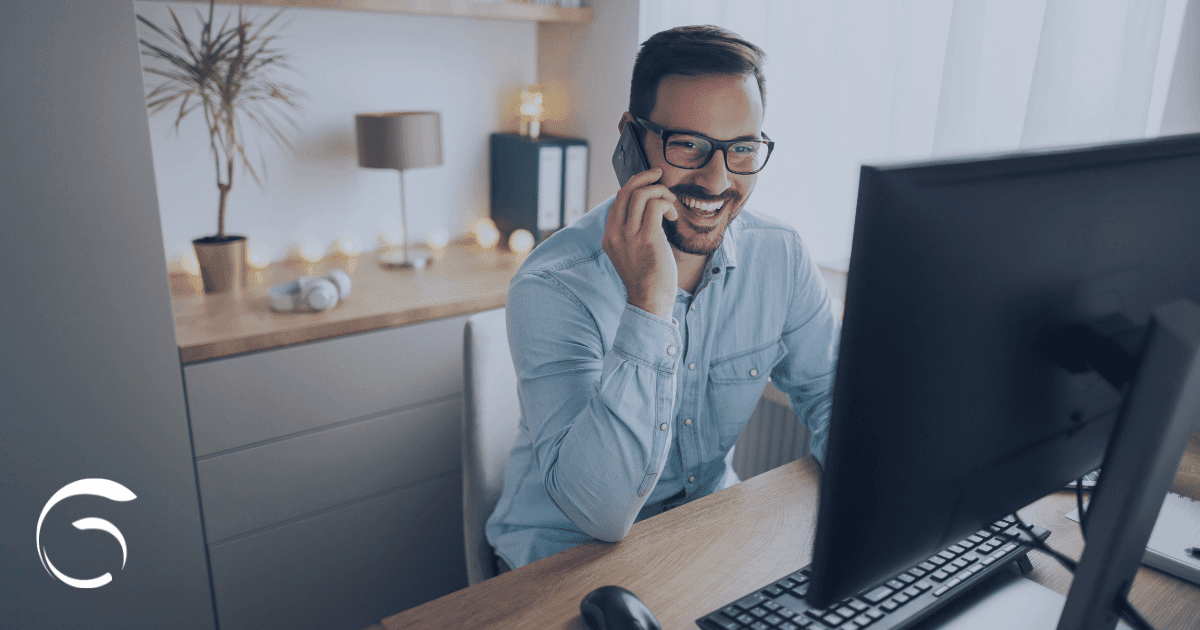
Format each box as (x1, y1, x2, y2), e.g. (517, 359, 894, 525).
(490, 133, 589, 244)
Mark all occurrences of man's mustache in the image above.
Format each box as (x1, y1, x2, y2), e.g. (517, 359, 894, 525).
(668, 183, 741, 205)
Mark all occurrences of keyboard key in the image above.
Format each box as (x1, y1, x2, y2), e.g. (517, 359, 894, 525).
(707, 614, 741, 630)
(918, 561, 936, 571)
(823, 612, 845, 626)
(908, 567, 927, 578)
(778, 608, 797, 619)
(765, 614, 784, 625)
(721, 606, 741, 618)
(763, 601, 782, 611)
(750, 622, 770, 630)
(929, 555, 947, 566)
(949, 544, 965, 554)
(847, 600, 868, 612)
(779, 578, 796, 589)
(933, 586, 950, 597)
(946, 578, 962, 588)
(867, 609, 884, 620)
(880, 600, 900, 612)
(931, 570, 949, 581)
(749, 606, 770, 618)
(737, 594, 769, 610)
(763, 585, 785, 597)
(837, 606, 856, 618)
(780, 623, 799, 630)
(862, 586, 894, 603)
(982, 557, 997, 566)
(938, 550, 956, 561)
(794, 617, 814, 628)
(790, 583, 809, 597)
(843, 622, 860, 630)
(886, 579, 905, 590)
(952, 558, 970, 569)
(903, 586, 920, 597)
(737, 613, 756, 625)
(916, 581, 933, 591)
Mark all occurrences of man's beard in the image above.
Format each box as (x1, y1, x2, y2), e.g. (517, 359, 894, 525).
(662, 184, 744, 256)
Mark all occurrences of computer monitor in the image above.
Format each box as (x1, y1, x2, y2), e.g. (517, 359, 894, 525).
(807, 133, 1200, 628)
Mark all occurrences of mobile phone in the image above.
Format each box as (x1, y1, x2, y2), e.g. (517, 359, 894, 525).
(612, 121, 651, 186)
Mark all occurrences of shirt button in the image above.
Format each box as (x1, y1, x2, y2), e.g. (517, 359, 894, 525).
(689, 304, 696, 311)
(684, 418, 692, 426)
(666, 345, 677, 356)
(688, 362, 696, 370)
(659, 423, 668, 431)
(749, 368, 758, 377)
(688, 475, 696, 483)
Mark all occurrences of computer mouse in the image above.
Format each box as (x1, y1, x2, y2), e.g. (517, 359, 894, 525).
(580, 585, 662, 630)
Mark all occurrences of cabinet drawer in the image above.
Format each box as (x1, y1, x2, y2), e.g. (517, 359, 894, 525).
(197, 397, 461, 542)
(184, 314, 468, 457)
(207, 473, 467, 630)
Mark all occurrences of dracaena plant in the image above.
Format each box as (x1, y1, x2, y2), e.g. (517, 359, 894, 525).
(137, 0, 304, 239)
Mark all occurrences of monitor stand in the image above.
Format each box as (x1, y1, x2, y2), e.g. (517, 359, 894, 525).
(917, 570, 1132, 630)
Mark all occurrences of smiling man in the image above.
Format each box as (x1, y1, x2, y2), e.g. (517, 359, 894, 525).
(486, 25, 842, 571)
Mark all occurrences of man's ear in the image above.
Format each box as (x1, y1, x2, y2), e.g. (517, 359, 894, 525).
(617, 112, 635, 134)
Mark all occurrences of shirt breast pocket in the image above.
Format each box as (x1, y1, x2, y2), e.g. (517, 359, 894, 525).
(707, 340, 787, 451)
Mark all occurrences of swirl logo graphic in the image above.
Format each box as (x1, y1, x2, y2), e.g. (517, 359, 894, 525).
(36, 479, 137, 589)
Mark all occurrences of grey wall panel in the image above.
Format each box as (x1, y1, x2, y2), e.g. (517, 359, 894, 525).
(198, 397, 461, 542)
(185, 314, 468, 457)
(0, 1, 215, 628)
(207, 473, 468, 630)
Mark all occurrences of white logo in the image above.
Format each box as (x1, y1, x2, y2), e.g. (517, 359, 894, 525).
(36, 479, 137, 589)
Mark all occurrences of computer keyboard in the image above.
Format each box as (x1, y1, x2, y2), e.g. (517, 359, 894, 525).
(696, 516, 1050, 630)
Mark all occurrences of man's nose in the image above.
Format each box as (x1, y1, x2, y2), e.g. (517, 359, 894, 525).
(691, 149, 731, 194)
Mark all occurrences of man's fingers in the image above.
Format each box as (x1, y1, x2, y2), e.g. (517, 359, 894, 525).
(610, 167, 664, 230)
(626, 183, 677, 235)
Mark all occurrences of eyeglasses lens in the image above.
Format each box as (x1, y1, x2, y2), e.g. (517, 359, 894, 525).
(664, 134, 766, 174)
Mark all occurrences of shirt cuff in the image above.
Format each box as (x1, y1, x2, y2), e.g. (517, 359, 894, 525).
(611, 303, 682, 373)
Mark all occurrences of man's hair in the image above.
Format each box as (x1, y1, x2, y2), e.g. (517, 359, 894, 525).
(629, 25, 767, 120)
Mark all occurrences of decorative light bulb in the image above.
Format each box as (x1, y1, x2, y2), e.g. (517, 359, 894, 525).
(508, 229, 535, 255)
(336, 235, 362, 257)
(181, 253, 200, 276)
(300, 239, 326, 264)
(427, 226, 450, 249)
(472, 218, 501, 249)
(247, 243, 271, 270)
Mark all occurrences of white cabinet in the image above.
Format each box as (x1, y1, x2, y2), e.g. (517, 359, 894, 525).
(183, 315, 470, 630)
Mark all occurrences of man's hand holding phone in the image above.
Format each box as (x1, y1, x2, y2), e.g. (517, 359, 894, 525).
(603, 167, 679, 320)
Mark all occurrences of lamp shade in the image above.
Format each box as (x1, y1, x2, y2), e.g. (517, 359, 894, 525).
(355, 111, 442, 170)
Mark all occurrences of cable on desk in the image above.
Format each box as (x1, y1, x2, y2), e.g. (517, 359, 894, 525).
(989, 514, 1157, 630)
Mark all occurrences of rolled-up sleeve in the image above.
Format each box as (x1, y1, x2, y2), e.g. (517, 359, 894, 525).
(769, 232, 841, 465)
(507, 272, 680, 542)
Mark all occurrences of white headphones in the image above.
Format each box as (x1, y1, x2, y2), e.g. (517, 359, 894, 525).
(269, 269, 353, 312)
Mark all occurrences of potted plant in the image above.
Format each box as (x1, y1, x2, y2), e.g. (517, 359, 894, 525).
(138, 0, 304, 292)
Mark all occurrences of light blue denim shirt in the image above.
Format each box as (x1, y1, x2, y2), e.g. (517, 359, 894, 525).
(486, 196, 841, 569)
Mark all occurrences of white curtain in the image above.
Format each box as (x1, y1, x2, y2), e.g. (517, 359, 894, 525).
(638, 0, 1193, 265)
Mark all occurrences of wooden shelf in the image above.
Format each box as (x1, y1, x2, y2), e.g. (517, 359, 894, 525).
(181, 0, 592, 23)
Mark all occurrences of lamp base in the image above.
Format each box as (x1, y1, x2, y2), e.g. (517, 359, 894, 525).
(380, 249, 431, 270)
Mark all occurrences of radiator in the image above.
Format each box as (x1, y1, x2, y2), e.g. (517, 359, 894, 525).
(732, 384, 810, 480)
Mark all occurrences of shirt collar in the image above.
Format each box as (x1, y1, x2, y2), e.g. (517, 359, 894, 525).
(711, 213, 740, 272)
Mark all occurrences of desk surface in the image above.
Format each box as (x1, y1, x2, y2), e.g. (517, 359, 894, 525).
(383, 432, 1200, 630)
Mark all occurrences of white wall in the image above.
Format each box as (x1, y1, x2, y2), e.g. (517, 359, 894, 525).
(538, 0, 643, 210)
(136, 2, 537, 267)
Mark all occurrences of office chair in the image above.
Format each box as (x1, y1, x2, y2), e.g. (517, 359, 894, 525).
(461, 308, 522, 584)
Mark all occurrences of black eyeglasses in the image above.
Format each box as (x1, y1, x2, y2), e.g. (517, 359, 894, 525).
(633, 115, 774, 175)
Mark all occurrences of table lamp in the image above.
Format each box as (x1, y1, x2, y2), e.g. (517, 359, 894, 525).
(355, 111, 443, 269)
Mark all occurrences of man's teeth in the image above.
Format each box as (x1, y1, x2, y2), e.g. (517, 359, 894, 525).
(683, 198, 723, 215)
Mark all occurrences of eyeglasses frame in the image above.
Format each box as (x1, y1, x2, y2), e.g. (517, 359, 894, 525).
(632, 115, 774, 175)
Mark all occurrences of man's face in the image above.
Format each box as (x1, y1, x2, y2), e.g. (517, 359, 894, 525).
(638, 73, 764, 256)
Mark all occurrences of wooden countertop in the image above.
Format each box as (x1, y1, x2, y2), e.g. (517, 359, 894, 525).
(170, 242, 523, 364)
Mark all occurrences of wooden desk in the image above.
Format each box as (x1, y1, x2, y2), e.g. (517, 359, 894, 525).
(382, 433, 1200, 630)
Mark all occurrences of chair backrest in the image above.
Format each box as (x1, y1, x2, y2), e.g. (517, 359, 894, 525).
(461, 308, 522, 584)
